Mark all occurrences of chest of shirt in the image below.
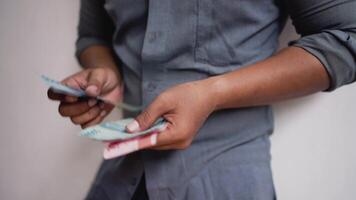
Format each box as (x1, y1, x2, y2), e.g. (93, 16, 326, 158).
(104, 0, 283, 66)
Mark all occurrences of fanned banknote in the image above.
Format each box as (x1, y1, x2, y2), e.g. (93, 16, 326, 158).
(83, 118, 166, 159)
(41, 75, 142, 112)
(41, 75, 86, 96)
(80, 118, 167, 142)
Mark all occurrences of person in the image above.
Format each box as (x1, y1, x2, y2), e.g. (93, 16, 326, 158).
(47, 0, 356, 199)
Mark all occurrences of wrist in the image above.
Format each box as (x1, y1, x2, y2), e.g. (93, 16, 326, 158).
(200, 75, 229, 111)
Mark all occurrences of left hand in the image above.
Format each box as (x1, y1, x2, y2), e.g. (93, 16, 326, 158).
(126, 79, 218, 150)
(47, 67, 123, 129)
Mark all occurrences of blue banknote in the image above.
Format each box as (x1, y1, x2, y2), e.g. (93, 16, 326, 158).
(80, 118, 167, 141)
(41, 75, 86, 96)
(41, 75, 142, 112)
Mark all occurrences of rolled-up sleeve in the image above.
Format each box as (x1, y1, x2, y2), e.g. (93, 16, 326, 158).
(76, 0, 114, 58)
(285, 0, 356, 91)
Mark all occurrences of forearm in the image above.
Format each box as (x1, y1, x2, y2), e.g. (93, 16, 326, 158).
(206, 47, 330, 110)
(79, 45, 121, 77)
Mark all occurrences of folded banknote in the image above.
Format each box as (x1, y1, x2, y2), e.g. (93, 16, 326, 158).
(41, 75, 142, 112)
(80, 118, 167, 142)
(103, 132, 159, 159)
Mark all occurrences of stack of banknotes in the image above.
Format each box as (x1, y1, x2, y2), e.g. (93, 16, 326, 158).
(42, 75, 167, 159)
(81, 118, 166, 159)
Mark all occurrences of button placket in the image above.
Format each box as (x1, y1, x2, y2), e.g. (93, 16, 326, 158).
(141, 0, 169, 62)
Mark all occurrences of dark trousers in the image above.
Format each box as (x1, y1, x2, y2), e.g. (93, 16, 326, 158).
(131, 174, 149, 200)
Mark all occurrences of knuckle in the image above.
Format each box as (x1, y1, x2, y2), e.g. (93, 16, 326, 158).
(138, 110, 152, 128)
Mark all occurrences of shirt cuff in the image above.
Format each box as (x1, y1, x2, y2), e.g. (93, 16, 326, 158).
(289, 30, 356, 92)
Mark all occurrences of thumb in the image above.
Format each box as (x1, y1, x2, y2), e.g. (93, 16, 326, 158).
(85, 69, 106, 97)
(126, 97, 169, 132)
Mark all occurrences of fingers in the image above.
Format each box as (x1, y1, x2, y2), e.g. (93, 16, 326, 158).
(61, 70, 89, 89)
(48, 68, 120, 129)
(151, 125, 192, 150)
(126, 94, 171, 132)
(58, 99, 97, 117)
(48, 89, 63, 101)
(115, 126, 191, 151)
(60, 68, 101, 98)
(81, 113, 106, 129)
(48, 71, 87, 102)
(86, 69, 106, 97)
(141, 116, 194, 150)
(64, 95, 78, 103)
(70, 105, 102, 125)
(47, 89, 78, 103)
(58, 99, 113, 128)
(81, 103, 112, 129)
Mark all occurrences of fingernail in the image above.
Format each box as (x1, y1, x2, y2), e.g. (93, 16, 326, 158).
(100, 110, 107, 117)
(126, 120, 140, 132)
(150, 133, 158, 145)
(88, 99, 97, 107)
(86, 85, 98, 96)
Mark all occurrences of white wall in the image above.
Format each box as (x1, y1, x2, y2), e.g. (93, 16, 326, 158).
(0, 1, 104, 199)
(0, 1, 355, 200)
(273, 25, 356, 199)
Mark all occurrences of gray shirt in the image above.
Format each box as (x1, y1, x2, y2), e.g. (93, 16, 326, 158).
(77, 0, 356, 199)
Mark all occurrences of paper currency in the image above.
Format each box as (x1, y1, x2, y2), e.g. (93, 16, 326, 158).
(41, 75, 142, 112)
(42, 75, 166, 159)
(41, 75, 86, 96)
(103, 132, 159, 159)
(80, 118, 167, 141)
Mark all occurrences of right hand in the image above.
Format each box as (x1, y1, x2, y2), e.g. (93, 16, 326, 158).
(47, 67, 123, 128)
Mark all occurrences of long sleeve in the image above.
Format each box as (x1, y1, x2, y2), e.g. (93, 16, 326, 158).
(284, 0, 356, 91)
(76, 0, 115, 58)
